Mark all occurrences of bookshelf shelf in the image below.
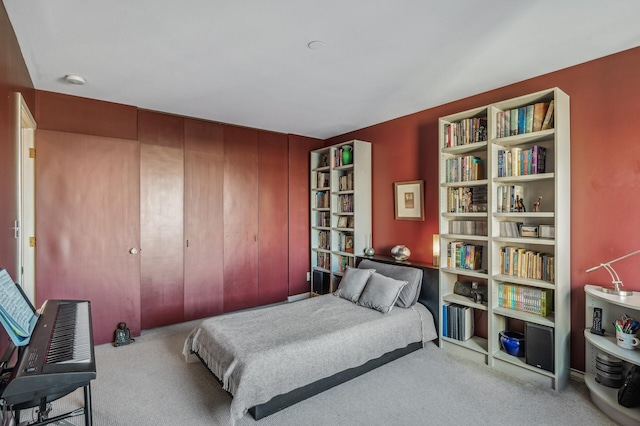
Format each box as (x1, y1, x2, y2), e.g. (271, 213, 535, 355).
(438, 88, 570, 390)
(310, 141, 371, 295)
(585, 285, 640, 425)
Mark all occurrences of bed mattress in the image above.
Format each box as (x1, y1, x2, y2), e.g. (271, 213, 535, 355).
(183, 294, 436, 423)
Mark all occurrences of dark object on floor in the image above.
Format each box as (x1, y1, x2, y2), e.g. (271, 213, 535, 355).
(618, 365, 640, 408)
(113, 322, 135, 347)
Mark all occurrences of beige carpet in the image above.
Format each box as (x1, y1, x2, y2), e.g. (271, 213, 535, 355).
(22, 320, 618, 426)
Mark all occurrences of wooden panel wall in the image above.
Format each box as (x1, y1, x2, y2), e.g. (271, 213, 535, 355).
(35, 130, 141, 344)
(258, 130, 289, 304)
(183, 119, 225, 320)
(223, 125, 259, 311)
(139, 111, 185, 329)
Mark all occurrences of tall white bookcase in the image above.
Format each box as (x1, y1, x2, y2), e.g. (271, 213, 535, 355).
(437, 88, 570, 390)
(310, 140, 371, 295)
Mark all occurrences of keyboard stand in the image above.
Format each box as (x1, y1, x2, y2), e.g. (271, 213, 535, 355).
(10, 383, 92, 426)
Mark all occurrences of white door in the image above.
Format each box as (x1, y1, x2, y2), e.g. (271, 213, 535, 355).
(16, 93, 36, 304)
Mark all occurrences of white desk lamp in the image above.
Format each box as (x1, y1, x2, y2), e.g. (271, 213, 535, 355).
(586, 248, 640, 296)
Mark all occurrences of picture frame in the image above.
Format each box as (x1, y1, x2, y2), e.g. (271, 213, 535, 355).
(394, 180, 424, 221)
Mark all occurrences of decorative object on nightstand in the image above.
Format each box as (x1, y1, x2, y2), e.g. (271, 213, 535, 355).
(586, 248, 640, 296)
(390, 245, 410, 261)
(432, 234, 440, 267)
(364, 234, 375, 256)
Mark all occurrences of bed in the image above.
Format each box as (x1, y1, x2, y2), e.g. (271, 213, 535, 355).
(182, 259, 438, 424)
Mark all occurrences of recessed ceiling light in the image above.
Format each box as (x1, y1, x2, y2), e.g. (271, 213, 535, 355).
(307, 41, 325, 50)
(64, 74, 86, 85)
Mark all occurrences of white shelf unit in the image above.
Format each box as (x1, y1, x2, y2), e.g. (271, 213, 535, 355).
(438, 88, 570, 390)
(310, 140, 371, 294)
(585, 285, 640, 426)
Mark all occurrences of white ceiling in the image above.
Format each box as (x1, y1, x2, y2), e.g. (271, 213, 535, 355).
(5, 0, 640, 139)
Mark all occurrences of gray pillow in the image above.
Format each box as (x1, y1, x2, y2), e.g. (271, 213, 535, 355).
(357, 259, 422, 308)
(357, 272, 408, 314)
(333, 267, 375, 303)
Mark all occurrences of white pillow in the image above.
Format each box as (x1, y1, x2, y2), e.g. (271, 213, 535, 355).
(357, 272, 408, 314)
(333, 267, 375, 303)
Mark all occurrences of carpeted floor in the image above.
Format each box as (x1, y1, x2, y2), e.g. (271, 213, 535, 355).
(22, 320, 618, 426)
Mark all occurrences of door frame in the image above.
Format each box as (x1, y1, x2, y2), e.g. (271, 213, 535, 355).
(15, 93, 37, 304)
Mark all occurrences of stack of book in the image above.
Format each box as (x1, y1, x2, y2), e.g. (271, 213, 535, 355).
(317, 230, 330, 249)
(315, 191, 329, 209)
(446, 186, 487, 213)
(449, 220, 488, 236)
(443, 117, 488, 147)
(446, 242, 483, 270)
(445, 156, 484, 183)
(442, 303, 474, 341)
(316, 172, 329, 189)
(495, 100, 554, 138)
(338, 172, 354, 191)
(496, 184, 524, 213)
(497, 145, 546, 177)
(499, 246, 554, 282)
(337, 194, 353, 213)
(497, 283, 553, 317)
(316, 211, 330, 227)
(316, 252, 330, 270)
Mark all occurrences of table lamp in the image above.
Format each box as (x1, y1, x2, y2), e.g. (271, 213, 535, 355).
(586, 248, 640, 296)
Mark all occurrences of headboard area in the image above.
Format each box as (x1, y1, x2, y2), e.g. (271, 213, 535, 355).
(356, 256, 440, 345)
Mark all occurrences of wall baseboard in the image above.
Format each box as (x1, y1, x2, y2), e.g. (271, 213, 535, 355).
(288, 292, 311, 302)
(570, 368, 585, 383)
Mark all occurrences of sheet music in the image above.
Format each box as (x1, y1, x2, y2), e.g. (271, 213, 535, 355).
(0, 268, 35, 338)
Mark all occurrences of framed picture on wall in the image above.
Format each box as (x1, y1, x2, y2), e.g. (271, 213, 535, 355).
(394, 180, 424, 221)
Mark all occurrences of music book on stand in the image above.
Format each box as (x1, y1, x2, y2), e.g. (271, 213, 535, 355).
(0, 268, 37, 346)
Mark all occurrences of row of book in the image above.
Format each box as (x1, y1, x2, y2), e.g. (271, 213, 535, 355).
(338, 172, 354, 191)
(337, 194, 353, 213)
(316, 252, 330, 270)
(445, 155, 485, 183)
(317, 230, 330, 250)
(337, 254, 354, 272)
(315, 191, 329, 209)
(497, 145, 546, 177)
(446, 242, 484, 270)
(443, 117, 488, 147)
(442, 303, 474, 341)
(315, 172, 329, 189)
(315, 211, 330, 227)
(496, 184, 525, 213)
(449, 220, 488, 236)
(495, 100, 554, 138)
(497, 283, 553, 317)
(499, 246, 554, 282)
(499, 221, 524, 238)
(337, 232, 354, 253)
(446, 186, 488, 213)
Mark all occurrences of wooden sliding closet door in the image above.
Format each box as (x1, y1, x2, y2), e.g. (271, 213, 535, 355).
(183, 119, 224, 320)
(223, 125, 259, 312)
(258, 131, 289, 304)
(139, 111, 184, 329)
(36, 130, 140, 345)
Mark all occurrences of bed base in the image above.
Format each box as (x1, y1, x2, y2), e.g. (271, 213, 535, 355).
(248, 341, 422, 420)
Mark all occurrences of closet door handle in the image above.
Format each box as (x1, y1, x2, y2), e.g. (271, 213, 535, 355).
(129, 247, 139, 254)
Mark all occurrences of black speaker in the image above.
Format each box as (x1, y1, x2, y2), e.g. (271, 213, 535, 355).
(525, 322, 554, 372)
(312, 270, 330, 294)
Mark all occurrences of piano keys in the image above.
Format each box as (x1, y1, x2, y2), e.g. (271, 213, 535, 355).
(0, 300, 96, 425)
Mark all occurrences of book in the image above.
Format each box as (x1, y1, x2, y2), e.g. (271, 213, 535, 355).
(0, 268, 37, 346)
(532, 102, 548, 132)
(525, 104, 534, 133)
(541, 100, 554, 130)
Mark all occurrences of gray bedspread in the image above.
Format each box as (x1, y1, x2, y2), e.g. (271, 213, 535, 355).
(182, 294, 437, 424)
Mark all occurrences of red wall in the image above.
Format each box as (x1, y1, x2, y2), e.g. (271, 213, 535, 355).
(327, 46, 640, 372)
